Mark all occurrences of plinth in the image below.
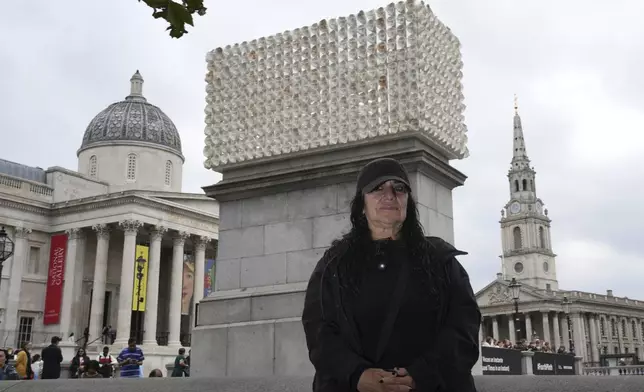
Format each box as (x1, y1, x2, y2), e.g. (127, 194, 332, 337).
(192, 0, 470, 377)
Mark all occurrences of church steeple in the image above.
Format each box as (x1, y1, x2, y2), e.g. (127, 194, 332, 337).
(126, 70, 147, 102)
(499, 97, 557, 291)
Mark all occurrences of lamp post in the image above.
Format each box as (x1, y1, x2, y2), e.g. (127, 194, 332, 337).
(134, 252, 146, 344)
(509, 278, 522, 341)
(0, 227, 15, 292)
(562, 296, 575, 354)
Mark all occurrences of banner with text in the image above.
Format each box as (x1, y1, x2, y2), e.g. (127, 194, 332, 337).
(181, 253, 195, 315)
(132, 245, 150, 311)
(481, 347, 522, 375)
(204, 258, 216, 298)
(532, 352, 576, 375)
(43, 234, 68, 325)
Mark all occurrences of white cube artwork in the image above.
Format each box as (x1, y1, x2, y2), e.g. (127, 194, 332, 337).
(204, 0, 468, 169)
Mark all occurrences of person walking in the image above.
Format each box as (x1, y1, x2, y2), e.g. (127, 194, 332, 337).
(171, 348, 188, 377)
(15, 342, 33, 380)
(117, 338, 145, 378)
(302, 158, 481, 392)
(40, 336, 63, 380)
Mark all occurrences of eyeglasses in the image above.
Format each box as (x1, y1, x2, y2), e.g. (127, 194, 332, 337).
(368, 182, 410, 196)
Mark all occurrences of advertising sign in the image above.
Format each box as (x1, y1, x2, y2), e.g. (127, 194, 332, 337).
(481, 347, 522, 375)
(533, 352, 575, 375)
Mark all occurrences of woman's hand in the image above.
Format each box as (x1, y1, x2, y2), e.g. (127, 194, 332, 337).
(379, 368, 415, 392)
(357, 368, 394, 392)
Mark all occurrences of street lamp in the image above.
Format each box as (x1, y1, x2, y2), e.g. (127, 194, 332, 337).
(134, 252, 146, 344)
(562, 296, 575, 354)
(509, 278, 522, 340)
(0, 227, 15, 292)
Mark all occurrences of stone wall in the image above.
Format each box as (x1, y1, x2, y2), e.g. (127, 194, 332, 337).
(2, 376, 643, 392)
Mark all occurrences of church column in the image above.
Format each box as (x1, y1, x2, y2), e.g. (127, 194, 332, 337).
(142, 226, 166, 345)
(59, 228, 82, 337)
(589, 314, 599, 363)
(508, 315, 515, 343)
(525, 312, 533, 341)
(542, 312, 551, 346)
(4, 227, 31, 341)
(88, 224, 110, 341)
(492, 317, 499, 341)
(192, 236, 210, 327)
(114, 219, 143, 346)
(168, 231, 189, 347)
(553, 313, 561, 348)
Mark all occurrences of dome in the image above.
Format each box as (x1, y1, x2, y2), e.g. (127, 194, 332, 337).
(78, 71, 182, 157)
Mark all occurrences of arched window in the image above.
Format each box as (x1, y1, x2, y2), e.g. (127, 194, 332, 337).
(127, 153, 137, 180)
(522, 179, 528, 191)
(514, 180, 519, 192)
(539, 227, 546, 248)
(622, 319, 627, 338)
(89, 155, 98, 178)
(513, 227, 522, 250)
(165, 160, 172, 186)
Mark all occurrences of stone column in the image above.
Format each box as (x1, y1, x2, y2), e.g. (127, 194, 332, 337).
(4, 226, 31, 340)
(636, 319, 643, 360)
(525, 313, 533, 341)
(71, 231, 86, 338)
(168, 231, 189, 347)
(542, 312, 551, 346)
(553, 313, 561, 348)
(142, 226, 166, 346)
(192, 236, 210, 327)
(492, 317, 499, 341)
(572, 313, 586, 359)
(114, 219, 143, 346)
(508, 315, 515, 343)
(88, 224, 110, 341)
(589, 314, 599, 362)
(59, 228, 82, 337)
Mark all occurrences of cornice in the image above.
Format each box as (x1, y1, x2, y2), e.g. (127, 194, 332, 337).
(0, 197, 50, 216)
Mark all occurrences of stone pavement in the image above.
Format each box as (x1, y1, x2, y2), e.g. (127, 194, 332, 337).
(0, 376, 642, 392)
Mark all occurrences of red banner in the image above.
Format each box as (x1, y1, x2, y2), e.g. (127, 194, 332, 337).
(43, 234, 67, 325)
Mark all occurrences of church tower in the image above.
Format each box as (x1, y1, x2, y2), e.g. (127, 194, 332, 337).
(499, 97, 558, 291)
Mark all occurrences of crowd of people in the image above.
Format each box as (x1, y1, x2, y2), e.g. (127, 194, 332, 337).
(0, 336, 191, 381)
(482, 336, 574, 355)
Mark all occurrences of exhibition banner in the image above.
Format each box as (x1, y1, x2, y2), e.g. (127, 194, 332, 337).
(204, 258, 215, 297)
(481, 347, 522, 375)
(533, 352, 576, 375)
(43, 234, 68, 325)
(131, 245, 149, 311)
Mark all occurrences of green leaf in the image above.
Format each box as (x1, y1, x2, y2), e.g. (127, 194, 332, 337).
(142, 0, 169, 8)
(167, 1, 193, 27)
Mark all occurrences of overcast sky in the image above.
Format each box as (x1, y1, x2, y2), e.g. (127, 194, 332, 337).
(1, 0, 643, 298)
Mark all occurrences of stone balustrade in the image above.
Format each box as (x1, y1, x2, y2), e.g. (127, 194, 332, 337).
(583, 364, 644, 376)
(0, 172, 53, 198)
(3, 376, 644, 391)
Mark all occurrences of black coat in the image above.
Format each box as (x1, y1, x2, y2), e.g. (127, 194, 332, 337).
(40, 344, 63, 379)
(302, 236, 481, 392)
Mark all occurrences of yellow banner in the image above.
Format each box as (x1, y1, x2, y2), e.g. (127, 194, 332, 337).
(132, 245, 149, 311)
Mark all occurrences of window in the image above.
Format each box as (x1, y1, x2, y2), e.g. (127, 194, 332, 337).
(164, 160, 172, 186)
(641, 322, 644, 340)
(603, 346, 608, 355)
(613, 346, 618, 354)
(126, 154, 137, 180)
(622, 319, 627, 338)
(600, 318, 605, 336)
(539, 227, 546, 248)
(632, 320, 637, 339)
(530, 180, 534, 192)
(611, 319, 616, 337)
(513, 227, 522, 249)
(17, 317, 34, 348)
(514, 180, 519, 192)
(625, 347, 629, 354)
(27, 246, 41, 274)
(522, 179, 528, 191)
(89, 155, 98, 178)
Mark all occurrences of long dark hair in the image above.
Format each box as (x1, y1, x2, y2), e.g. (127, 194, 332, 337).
(331, 189, 437, 294)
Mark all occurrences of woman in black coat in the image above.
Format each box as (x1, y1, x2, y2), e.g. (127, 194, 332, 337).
(69, 348, 90, 379)
(302, 158, 481, 392)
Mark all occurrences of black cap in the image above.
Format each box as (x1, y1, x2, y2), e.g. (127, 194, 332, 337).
(356, 158, 411, 194)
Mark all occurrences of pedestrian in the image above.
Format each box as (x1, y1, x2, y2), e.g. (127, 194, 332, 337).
(302, 158, 481, 392)
(117, 338, 144, 378)
(40, 336, 63, 379)
(15, 342, 33, 380)
(171, 348, 188, 377)
(69, 348, 90, 378)
(97, 346, 117, 378)
(30, 354, 43, 380)
(0, 350, 19, 381)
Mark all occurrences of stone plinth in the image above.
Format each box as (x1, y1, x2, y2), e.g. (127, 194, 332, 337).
(192, 134, 466, 377)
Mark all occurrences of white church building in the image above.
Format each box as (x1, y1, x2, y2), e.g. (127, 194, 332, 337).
(476, 104, 644, 367)
(0, 71, 219, 370)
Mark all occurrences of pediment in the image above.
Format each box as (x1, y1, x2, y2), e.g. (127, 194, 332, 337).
(476, 280, 543, 308)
